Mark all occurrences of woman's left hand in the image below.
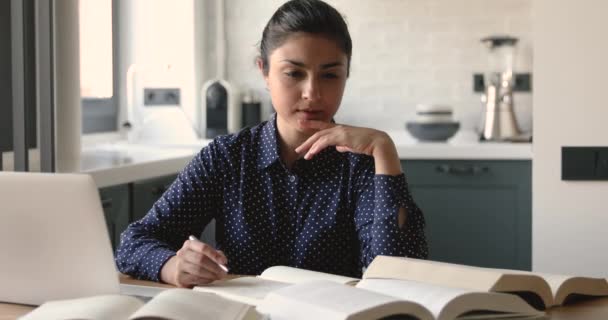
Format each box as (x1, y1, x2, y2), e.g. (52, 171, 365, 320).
(294, 119, 391, 160)
(297, 119, 406, 225)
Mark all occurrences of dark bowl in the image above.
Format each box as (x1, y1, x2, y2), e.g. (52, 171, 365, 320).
(406, 121, 460, 142)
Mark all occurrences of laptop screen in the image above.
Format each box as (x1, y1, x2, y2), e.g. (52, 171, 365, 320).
(0, 172, 120, 305)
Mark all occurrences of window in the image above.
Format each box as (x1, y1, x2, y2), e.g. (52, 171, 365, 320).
(80, 0, 113, 99)
(79, 0, 117, 133)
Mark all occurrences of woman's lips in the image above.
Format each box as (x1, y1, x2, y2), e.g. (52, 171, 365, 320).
(297, 110, 323, 120)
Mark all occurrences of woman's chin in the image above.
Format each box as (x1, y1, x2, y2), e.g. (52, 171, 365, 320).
(297, 126, 319, 135)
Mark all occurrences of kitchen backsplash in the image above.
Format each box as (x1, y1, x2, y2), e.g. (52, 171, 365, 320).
(219, 0, 532, 133)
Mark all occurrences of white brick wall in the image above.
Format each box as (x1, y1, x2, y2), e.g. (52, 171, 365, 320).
(222, 0, 532, 133)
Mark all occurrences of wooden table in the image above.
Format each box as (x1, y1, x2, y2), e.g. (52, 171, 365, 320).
(546, 297, 608, 319)
(2, 275, 608, 319)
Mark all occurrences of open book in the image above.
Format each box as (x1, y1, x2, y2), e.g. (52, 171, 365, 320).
(20, 288, 265, 320)
(193, 266, 358, 305)
(364, 255, 608, 309)
(262, 280, 544, 320)
(195, 266, 544, 320)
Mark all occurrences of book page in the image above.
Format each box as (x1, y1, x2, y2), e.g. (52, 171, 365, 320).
(194, 277, 290, 306)
(120, 283, 168, 298)
(357, 279, 543, 320)
(260, 266, 359, 285)
(364, 256, 503, 291)
(538, 273, 608, 305)
(20, 295, 143, 320)
(130, 288, 260, 320)
(534, 273, 570, 301)
(259, 280, 433, 320)
(364, 256, 554, 309)
(357, 278, 471, 318)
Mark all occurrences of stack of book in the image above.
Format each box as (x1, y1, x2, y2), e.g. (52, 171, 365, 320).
(21, 256, 608, 320)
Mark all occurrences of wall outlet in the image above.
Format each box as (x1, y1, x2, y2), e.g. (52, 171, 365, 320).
(144, 88, 180, 106)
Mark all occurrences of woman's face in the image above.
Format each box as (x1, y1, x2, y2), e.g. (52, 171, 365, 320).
(262, 32, 348, 136)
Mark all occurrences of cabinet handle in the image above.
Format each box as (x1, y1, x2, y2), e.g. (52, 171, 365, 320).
(101, 198, 113, 209)
(435, 164, 490, 175)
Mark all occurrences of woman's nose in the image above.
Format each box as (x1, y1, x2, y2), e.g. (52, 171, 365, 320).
(302, 77, 321, 101)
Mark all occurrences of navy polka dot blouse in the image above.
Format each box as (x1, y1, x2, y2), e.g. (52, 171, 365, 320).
(115, 113, 428, 281)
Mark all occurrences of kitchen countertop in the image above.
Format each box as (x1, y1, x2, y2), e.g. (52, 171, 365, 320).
(81, 143, 207, 188)
(387, 130, 532, 160)
(81, 130, 532, 188)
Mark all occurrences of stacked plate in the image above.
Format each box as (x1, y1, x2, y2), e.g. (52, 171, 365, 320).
(406, 104, 460, 142)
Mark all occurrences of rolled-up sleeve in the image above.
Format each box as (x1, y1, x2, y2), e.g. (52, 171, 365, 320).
(115, 141, 225, 281)
(355, 166, 428, 267)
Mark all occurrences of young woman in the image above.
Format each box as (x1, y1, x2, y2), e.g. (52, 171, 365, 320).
(116, 0, 428, 288)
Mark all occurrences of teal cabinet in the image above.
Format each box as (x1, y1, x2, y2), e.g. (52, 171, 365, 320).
(99, 174, 217, 254)
(131, 174, 178, 222)
(99, 184, 130, 252)
(97, 176, 177, 255)
(402, 160, 531, 271)
(131, 174, 216, 247)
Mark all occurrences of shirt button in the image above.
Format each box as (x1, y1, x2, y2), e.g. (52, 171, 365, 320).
(289, 175, 296, 182)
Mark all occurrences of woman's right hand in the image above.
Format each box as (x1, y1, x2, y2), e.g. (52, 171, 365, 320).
(160, 238, 228, 287)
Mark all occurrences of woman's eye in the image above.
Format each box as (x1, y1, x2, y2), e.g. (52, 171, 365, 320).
(284, 71, 303, 78)
(322, 73, 339, 79)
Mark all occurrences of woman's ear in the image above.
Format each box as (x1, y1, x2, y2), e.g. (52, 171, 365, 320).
(256, 58, 265, 75)
(256, 58, 270, 88)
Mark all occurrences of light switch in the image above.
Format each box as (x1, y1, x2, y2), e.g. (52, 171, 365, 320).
(562, 147, 608, 181)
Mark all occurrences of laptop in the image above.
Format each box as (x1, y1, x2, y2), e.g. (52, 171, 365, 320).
(0, 172, 121, 305)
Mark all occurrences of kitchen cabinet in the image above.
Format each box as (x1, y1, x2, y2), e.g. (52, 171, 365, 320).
(98, 176, 178, 255)
(132, 174, 178, 222)
(131, 174, 216, 247)
(98, 174, 217, 255)
(99, 184, 130, 252)
(402, 160, 531, 271)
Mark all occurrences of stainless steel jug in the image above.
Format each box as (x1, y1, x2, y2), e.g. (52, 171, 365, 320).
(479, 36, 522, 142)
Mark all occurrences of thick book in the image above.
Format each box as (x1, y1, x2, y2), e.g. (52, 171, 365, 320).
(194, 266, 544, 320)
(261, 280, 544, 320)
(364, 255, 608, 309)
(20, 288, 265, 320)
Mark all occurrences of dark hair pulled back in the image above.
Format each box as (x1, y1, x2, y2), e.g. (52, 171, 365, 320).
(258, 0, 352, 76)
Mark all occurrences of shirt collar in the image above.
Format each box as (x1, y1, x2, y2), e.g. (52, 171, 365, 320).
(257, 113, 341, 171)
(257, 113, 281, 170)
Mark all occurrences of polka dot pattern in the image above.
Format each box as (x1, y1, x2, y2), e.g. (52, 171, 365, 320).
(115, 113, 428, 281)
